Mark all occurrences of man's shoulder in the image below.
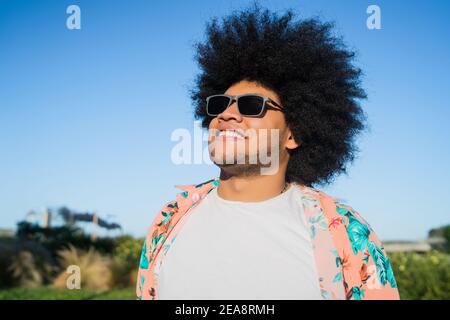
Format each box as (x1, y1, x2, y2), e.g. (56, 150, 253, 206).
(295, 183, 374, 230)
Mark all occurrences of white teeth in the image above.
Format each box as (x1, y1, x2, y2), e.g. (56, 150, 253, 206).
(217, 130, 245, 139)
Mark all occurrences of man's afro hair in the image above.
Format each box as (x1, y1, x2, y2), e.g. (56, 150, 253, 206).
(190, 4, 367, 187)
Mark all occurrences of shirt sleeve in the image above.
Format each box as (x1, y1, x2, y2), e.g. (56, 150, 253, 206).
(337, 202, 401, 300)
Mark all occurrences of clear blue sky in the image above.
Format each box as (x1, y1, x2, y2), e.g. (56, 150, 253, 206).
(1, 0, 449, 240)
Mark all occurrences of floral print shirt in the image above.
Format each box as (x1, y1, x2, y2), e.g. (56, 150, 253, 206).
(136, 178, 400, 300)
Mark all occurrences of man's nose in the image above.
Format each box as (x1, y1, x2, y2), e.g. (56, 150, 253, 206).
(217, 101, 243, 122)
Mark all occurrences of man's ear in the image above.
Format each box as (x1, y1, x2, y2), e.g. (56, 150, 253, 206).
(285, 130, 300, 150)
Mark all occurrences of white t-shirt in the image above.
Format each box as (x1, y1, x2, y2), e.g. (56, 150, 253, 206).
(155, 185, 322, 300)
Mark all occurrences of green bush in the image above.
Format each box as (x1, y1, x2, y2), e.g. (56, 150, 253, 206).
(110, 236, 143, 288)
(389, 250, 450, 300)
(114, 236, 143, 269)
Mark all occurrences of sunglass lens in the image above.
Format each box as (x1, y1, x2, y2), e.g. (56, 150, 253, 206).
(238, 95, 265, 116)
(207, 96, 231, 116)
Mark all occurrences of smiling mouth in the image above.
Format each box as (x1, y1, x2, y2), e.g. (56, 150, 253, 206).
(215, 129, 246, 139)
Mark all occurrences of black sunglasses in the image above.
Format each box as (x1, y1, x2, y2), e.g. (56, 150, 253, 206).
(206, 94, 283, 117)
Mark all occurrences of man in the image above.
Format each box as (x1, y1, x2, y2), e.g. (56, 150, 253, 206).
(136, 5, 400, 300)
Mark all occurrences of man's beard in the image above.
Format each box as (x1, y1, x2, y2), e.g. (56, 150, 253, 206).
(213, 150, 278, 178)
(217, 162, 265, 178)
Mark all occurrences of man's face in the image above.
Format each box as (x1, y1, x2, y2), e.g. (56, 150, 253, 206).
(208, 79, 298, 176)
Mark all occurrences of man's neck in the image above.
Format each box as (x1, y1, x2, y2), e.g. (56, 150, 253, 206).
(217, 170, 287, 202)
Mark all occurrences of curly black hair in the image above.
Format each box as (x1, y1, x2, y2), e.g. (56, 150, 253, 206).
(189, 4, 367, 187)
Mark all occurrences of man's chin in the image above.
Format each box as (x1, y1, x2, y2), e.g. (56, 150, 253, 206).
(214, 162, 263, 178)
